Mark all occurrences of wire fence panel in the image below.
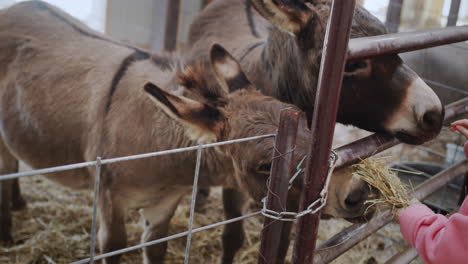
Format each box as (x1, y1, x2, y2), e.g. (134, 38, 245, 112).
(0, 134, 274, 264)
(89, 157, 102, 264)
(0, 134, 275, 181)
(184, 146, 203, 264)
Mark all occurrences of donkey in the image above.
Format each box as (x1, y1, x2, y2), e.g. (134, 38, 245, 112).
(186, 1, 445, 262)
(186, 0, 444, 144)
(0, 2, 371, 263)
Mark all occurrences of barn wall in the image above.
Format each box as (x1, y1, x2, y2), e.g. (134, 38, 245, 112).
(106, 0, 158, 50)
(106, 0, 205, 52)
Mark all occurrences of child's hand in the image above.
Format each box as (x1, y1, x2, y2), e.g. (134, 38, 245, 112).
(451, 119, 468, 140)
(396, 198, 421, 223)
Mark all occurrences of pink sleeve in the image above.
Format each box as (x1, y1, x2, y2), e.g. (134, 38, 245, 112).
(464, 141, 468, 159)
(398, 197, 468, 264)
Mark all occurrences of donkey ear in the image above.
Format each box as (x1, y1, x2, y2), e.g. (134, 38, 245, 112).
(144, 82, 226, 143)
(250, 0, 316, 35)
(210, 44, 251, 93)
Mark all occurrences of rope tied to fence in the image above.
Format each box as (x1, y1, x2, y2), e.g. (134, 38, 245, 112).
(261, 151, 339, 221)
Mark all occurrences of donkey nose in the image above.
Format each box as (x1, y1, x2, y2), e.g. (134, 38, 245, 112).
(344, 185, 370, 209)
(420, 109, 443, 132)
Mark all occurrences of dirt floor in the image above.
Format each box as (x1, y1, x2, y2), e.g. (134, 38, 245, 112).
(0, 124, 463, 264)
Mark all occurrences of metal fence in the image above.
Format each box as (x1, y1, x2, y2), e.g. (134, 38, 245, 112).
(2, 0, 468, 263)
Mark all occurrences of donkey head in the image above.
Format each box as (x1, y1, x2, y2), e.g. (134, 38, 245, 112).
(251, 0, 443, 145)
(144, 44, 373, 220)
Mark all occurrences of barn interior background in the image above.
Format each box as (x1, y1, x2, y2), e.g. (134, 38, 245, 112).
(0, 0, 468, 263)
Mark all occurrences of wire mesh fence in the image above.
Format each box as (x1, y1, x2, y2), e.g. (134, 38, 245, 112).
(0, 134, 276, 263)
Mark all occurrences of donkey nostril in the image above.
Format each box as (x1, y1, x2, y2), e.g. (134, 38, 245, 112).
(345, 190, 365, 208)
(422, 110, 443, 131)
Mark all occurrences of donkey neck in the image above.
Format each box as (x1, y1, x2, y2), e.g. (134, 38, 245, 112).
(104, 59, 235, 187)
(245, 28, 320, 115)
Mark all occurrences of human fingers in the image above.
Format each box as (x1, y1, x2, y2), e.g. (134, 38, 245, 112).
(451, 119, 468, 130)
(456, 125, 468, 139)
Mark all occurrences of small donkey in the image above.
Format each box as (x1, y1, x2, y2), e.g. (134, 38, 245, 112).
(0, 2, 371, 264)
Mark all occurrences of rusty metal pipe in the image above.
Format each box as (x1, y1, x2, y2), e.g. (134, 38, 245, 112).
(314, 160, 468, 264)
(291, 0, 356, 263)
(335, 134, 398, 170)
(258, 109, 301, 264)
(348, 26, 468, 61)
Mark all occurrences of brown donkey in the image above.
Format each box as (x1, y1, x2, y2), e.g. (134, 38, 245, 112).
(0, 2, 371, 263)
(187, 0, 444, 144)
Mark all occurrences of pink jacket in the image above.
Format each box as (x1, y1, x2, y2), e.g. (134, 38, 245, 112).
(398, 142, 468, 264)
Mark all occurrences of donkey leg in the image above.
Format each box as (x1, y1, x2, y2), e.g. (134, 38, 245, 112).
(11, 176, 26, 211)
(195, 187, 210, 212)
(98, 190, 127, 264)
(0, 139, 18, 242)
(0, 180, 13, 242)
(221, 188, 247, 264)
(140, 192, 184, 264)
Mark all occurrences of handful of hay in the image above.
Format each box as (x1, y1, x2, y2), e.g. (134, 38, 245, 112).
(352, 157, 410, 212)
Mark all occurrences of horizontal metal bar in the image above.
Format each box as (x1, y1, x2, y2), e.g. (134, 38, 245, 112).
(424, 79, 468, 96)
(71, 211, 262, 264)
(0, 134, 275, 181)
(384, 246, 418, 264)
(348, 26, 468, 60)
(395, 163, 461, 190)
(335, 134, 398, 170)
(443, 97, 468, 125)
(413, 145, 447, 158)
(314, 160, 468, 264)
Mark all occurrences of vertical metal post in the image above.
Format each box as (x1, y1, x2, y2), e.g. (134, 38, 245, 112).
(459, 171, 468, 205)
(89, 157, 102, 264)
(258, 109, 301, 264)
(291, 0, 356, 263)
(164, 0, 181, 51)
(447, 0, 462, 27)
(386, 0, 404, 33)
(184, 146, 203, 264)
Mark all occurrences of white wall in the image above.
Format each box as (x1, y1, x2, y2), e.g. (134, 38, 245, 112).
(0, 0, 107, 32)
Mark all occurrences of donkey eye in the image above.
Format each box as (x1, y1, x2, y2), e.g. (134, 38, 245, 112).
(345, 61, 368, 73)
(258, 163, 272, 173)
